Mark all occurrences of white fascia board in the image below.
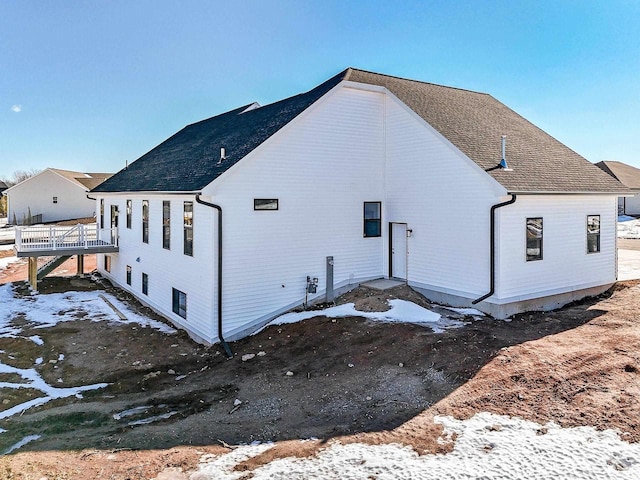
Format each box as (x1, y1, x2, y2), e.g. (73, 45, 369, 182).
(347, 83, 508, 197)
(201, 80, 353, 195)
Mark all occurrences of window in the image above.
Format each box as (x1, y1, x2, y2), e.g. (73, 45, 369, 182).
(163, 201, 171, 250)
(142, 200, 149, 244)
(172, 288, 187, 319)
(52, 196, 58, 204)
(126, 265, 132, 285)
(587, 215, 600, 254)
(100, 199, 104, 228)
(526, 217, 543, 261)
(104, 255, 111, 272)
(184, 201, 193, 256)
(254, 199, 279, 210)
(363, 202, 382, 237)
(126, 199, 132, 229)
(142, 272, 148, 295)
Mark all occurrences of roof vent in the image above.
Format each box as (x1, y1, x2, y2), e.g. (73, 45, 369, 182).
(218, 147, 226, 164)
(500, 135, 512, 171)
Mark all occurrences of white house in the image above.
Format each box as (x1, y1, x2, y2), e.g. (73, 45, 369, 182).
(595, 161, 640, 215)
(92, 68, 626, 348)
(6, 169, 112, 225)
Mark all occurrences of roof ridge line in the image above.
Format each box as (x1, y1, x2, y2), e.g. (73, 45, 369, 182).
(347, 67, 491, 96)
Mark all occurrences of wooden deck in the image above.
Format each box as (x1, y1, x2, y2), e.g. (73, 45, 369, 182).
(15, 224, 119, 257)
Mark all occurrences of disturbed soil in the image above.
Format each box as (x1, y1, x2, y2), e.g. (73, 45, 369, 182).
(0, 266, 638, 479)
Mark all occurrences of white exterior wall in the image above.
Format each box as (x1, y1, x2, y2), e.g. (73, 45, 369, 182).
(203, 86, 386, 338)
(7, 170, 95, 224)
(95, 194, 216, 342)
(620, 193, 640, 215)
(496, 194, 617, 302)
(383, 94, 506, 299)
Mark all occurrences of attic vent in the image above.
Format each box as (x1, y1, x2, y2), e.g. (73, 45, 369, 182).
(500, 135, 513, 171)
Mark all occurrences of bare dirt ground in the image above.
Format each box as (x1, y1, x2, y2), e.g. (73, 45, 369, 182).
(0, 268, 638, 479)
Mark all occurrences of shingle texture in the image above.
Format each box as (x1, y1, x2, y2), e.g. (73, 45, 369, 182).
(344, 69, 625, 193)
(94, 68, 625, 194)
(93, 71, 345, 193)
(595, 161, 640, 190)
(50, 169, 112, 191)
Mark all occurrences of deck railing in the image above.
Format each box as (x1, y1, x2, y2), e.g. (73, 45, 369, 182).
(15, 224, 118, 253)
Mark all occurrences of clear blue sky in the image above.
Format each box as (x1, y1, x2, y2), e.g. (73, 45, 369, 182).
(1, 0, 639, 178)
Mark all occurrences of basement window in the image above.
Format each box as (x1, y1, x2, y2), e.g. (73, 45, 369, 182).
(126, 265, 132, 286)
(52, 196, 58, 204)
(142, 272, 149, 295)
(363, 202, 382, 237)
(172, 288, 187, 319)
(526, 217, 543, 261)
(254, 199, 279, 210)
(104, 255, 111, 273)
(587, 215, 600, 254)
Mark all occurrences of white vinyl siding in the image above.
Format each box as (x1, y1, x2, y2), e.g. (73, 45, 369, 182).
(384, 94, 506, 299)
(496, 195, 617, 302)
(95, 194, 216, 342)
(204, 86, 386, 337)
(6, 169, 97, 224)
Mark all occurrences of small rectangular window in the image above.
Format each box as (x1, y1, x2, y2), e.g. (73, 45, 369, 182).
(163, 201, 171, 250)
(526, 217, 543, 261)
(126, 265, 132, 285)
(363, 202, 382, 237)
(52, 196, 58, 204)
(172, 288, 187, 319)
(142, 272, 148, 295)
(184, 201, 193, 256)
(104, 255, 111, 272)
(126, 199, 132, 229)
(100, 199, 104, 228)
(587, 215, 600, 254)
(254, 199, 279, 210)
(142, 200, 149, 244)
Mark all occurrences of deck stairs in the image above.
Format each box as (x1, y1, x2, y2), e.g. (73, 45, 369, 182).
(37, 255, 72, 280)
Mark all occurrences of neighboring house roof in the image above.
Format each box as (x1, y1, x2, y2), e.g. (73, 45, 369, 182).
(5, 169, 113, 193)
(595, 161, 640, 190)
(93, 68, 625, 194)
(0, 180, 7, 192)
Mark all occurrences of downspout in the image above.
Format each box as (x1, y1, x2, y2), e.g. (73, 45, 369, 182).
(195, 194, 233, 358)
(472, 194, 517, 305)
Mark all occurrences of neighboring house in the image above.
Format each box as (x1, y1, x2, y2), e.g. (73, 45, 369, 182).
(6, 169, 112, 225)
(92, 68, 626, 346)
(0, 180, 7, 194)
(595, 161, 640, 215)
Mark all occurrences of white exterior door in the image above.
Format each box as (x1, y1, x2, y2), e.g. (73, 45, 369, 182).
(391, 222, 407, 280)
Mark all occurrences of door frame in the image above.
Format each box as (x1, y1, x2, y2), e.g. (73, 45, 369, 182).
(389, 222, 408, 280)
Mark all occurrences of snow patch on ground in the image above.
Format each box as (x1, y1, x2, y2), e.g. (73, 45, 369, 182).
(192, 412, 640, 479)
(0, 255, 21, 271)
(0, 283, 176, 335)
(2, 435, 41, 455)
(262, 299, 467, 333)
(618, 216, 640, 239)
(0, 361, 108, 420)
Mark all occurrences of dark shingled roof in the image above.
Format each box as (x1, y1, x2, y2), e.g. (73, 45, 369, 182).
(595, 161, 640, 190)
(94, 68, 626, 194)
(93, 71, 345, 193)
(344, 69, 625, 193)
